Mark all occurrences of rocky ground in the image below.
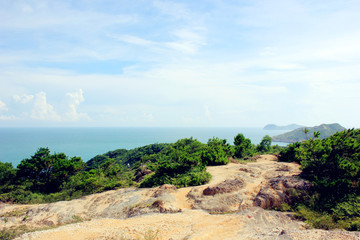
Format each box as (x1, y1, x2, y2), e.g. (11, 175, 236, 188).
(1, 155, 359, 240)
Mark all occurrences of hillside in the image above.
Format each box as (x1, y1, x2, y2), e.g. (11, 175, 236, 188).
(1, 155, 359, 240)
(272, 123, 346, 143)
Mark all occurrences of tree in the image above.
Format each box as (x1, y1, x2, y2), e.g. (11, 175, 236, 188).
(0, 161, 16, 193)
(257, 135, 272, 152)
(234, 133, 254, 158)
(201, 137, 231, 165)
(300, 129, 360, 195)
(303, 128, 310, 140)
(17, 148, 85, 193)
(313, 131, 321, 139)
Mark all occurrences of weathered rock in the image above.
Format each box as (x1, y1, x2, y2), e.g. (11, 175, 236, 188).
(203, 178, 245, 196)
(2, 155, 358, 240)
(151, 184, 177, 197)
(135, 168, 153, 182)
(254, 176, 313, 209)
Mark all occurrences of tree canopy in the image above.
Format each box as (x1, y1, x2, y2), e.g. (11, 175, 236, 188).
(16, 147, 85, 193)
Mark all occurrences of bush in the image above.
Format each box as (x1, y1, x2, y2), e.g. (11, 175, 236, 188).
(278, 129, 360, 230)
(234, 133, 254, 159)
(295, 205, 336, 230)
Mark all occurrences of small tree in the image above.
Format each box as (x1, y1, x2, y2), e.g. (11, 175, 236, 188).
(17, 148, 85, 193)
(257, 135, 272, 152)
(0, 162, 16, 193)
(234, 133, 254, 159)
(201, 137, 231, 165)
(303, 128, 310, 140)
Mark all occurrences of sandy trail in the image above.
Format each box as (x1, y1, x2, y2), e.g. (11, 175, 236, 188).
(18, 210, 244, 240)
(174, 187, 193, 209)
(5, 155, 359, 240)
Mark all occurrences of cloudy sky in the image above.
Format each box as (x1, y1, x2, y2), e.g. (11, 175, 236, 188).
(0, 0, 359, 128)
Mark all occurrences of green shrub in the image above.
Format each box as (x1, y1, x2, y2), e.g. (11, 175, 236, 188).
(234, 133, 254, 159)
(0, 229, 18, 240)
(295, 205, 336, 230)
(278, 129, 360, 230)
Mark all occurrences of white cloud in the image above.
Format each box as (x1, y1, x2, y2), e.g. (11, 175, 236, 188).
(30, 92, 61, 121)
(65, 89, 90, 121)
(143, 112, 154, 121)
(112, 34, 155, 46)
(0, 100, 8, 112)
(20, 4, 34, 14)
(1, 1, 360, 127)
(13, 94, 34, 104)
(0, 115, 17, 120)
(0, 2, 136, 30)
(166, 28, 206, 54)
(0, 100, 17, 120)
(153, 0, 191, 20)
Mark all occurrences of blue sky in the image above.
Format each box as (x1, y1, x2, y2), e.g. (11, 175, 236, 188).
(0, 0, 360, 128)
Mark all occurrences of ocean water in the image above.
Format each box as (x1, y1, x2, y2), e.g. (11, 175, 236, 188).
(0, 127, 288, 167)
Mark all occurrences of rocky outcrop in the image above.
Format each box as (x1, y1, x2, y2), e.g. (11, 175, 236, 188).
(254, 176, 313, 209)
(1, 155, 358, 240)
(203, 178, 245, 196)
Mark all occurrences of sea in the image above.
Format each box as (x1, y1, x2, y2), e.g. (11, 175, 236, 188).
(0, 127, 288, 167)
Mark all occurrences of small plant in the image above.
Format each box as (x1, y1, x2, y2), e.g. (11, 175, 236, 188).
(71, 215, 83, 223)
(123, 202, 152, 217)
(0, 208, 28, 218)
(0, 229, 17, 240)
(142, 229, 159, 240)
(278, 203, 292, 212)
(0, 225, 30, 240)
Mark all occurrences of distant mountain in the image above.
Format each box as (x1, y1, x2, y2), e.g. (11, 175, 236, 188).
(264, 124, 303, 131)
(272, 123, 346, 143)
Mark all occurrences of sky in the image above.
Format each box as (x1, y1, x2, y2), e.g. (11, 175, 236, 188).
(0, 0, 359, 128)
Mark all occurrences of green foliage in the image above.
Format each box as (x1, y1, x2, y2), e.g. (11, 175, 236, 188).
(0, 228, 18, 240)
(278, 128, 360, 230)
(297, 129, 360, 196)
(201, 137, 231, 166)
(143, 229, 160, 240)
(0, 162, 16, 194)
(278, 142, 302, 163)
(16, 148, 85, 193)
(233, 133, 254, 158)
(86, 143, 170, 170)
(0, 147, 135, 203)
(269, 144, 283, 154)
(0, 136, 232, 203)
(257, 135, 272, 153)
(295, 205, 336, 230)
(140, 138, 212, 188)
(272, 123, 346, 143)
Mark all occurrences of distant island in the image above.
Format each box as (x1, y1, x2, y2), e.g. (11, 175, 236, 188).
(264, 123, 303, 130)
(272, 123, 346, 143)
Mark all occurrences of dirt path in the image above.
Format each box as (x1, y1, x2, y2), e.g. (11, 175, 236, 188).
(5, 155, 359, 240)
(174, 187, 193, 210)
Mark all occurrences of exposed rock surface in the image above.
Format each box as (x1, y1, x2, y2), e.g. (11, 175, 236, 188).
(0, 155, 359, 240)
(254, 176, 313, 209)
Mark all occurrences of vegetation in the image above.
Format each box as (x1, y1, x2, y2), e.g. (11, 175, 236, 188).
(272, 123, 346, 143)
(278, 128, 360, 230)
(0, 148, 134, 203)
(234, 133, 254, 158)
(85, 143, 170, 170)
(140, 137, 236, 188)
(3, 127, 360, 233)
(0, 133, 280, 204)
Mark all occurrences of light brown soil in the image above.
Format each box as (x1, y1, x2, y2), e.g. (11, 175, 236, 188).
(1, 155, 359, 240)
